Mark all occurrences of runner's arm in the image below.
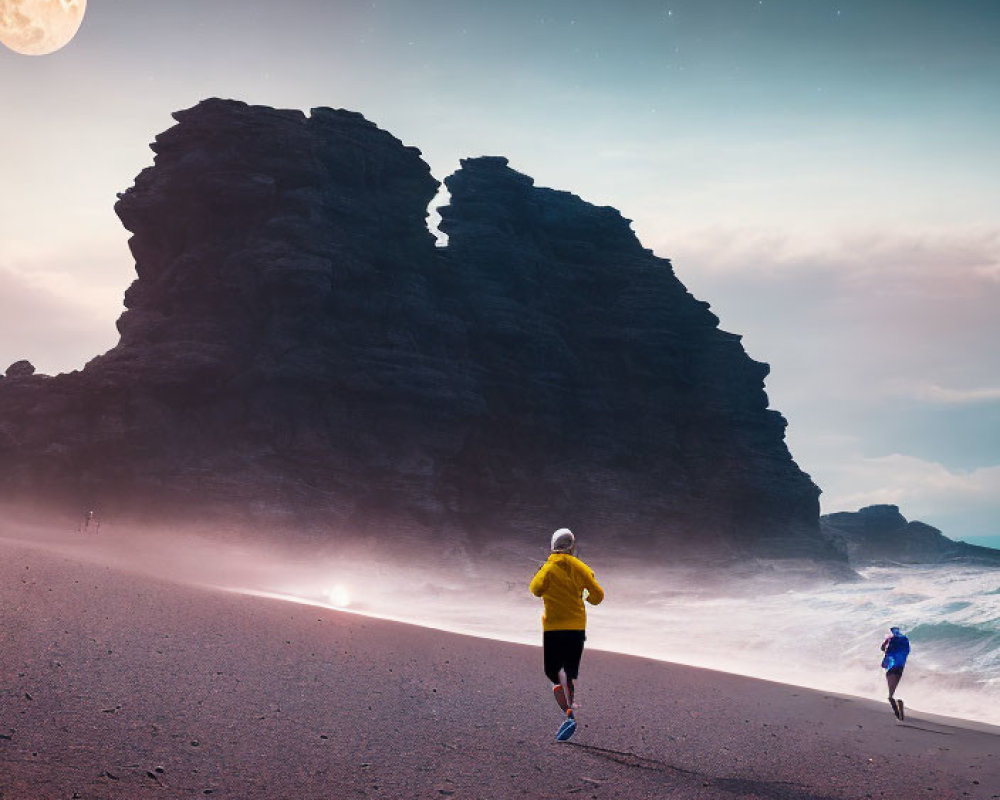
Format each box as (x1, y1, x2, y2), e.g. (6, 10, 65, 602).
(529, 564, 550, 597)
(583, 571, 604, 605)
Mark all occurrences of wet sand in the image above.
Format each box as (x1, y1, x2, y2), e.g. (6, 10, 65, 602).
(2, 535, 998, 800)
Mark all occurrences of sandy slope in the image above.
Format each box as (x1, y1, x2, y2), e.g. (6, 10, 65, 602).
(1, 535, 998, 800)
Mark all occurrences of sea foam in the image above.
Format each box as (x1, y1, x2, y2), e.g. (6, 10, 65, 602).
(260, 553, 1000, 727)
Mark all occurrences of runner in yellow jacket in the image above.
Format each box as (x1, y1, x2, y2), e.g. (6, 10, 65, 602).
(529, 528, 604, 739)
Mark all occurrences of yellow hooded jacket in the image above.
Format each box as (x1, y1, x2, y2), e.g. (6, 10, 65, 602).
(529, 553, 604, 631)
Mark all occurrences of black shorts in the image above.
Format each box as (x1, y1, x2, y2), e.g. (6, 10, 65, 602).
(886, 666, 904, 677)
(543, 630, 586, 684)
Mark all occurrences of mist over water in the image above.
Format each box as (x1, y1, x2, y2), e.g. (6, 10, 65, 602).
(236, 547, 1000, 728)
(5, 519, 999, 727)
(591, 563, 1000, 728)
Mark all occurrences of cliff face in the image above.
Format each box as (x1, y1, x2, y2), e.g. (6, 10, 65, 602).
(436, 156, 824, 557)
(0, 98, 834, 561)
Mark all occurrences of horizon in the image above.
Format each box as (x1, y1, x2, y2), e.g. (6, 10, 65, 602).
(1, 1, 998, 543)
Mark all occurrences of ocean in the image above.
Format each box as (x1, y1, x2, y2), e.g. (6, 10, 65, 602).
(240, 548, 1000, 728)
(584, 562, 1000, 728)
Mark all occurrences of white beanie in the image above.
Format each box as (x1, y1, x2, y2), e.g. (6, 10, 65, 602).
(551, 527, 575, 553)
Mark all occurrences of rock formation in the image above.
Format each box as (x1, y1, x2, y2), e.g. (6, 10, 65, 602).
(821, 505, 1000, 565)
(0, 98, 839, 563)
(4, 360, 37, 379)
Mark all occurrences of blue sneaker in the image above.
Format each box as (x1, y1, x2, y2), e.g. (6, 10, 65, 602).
(556, 716, 577, 741)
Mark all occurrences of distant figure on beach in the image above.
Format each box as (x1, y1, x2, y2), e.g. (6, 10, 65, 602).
(529, 528, 604, 741)
(880, 626, 910, 720)
(80, 510, 100, 534)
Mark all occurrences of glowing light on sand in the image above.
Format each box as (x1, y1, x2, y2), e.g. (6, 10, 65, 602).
(0, 0, 86, 56)
(324, 584, 351, 608)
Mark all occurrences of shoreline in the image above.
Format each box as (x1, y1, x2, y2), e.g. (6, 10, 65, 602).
(3, 528, 1000, 735)
(2, 533, 999, 799)
(229, 584, 1000, 738)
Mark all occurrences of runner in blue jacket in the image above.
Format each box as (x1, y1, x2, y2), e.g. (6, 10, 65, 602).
(880, 626, 910, 720)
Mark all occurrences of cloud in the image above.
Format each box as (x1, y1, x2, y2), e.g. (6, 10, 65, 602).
(0, 265, 118, 375)
(816, 451, 1000, 531)
(825, 453, 1000, 504)
(0, 232, 132, 374)
(904, 383, 1000, 406)
(662, 224, 1000, 286)
(662, 222, 1000, 387)
(679, 221, 1000, 540)
(832, 228, 1000, 305)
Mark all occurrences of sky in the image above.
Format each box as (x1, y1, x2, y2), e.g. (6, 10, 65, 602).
(2, 0, 998, 546)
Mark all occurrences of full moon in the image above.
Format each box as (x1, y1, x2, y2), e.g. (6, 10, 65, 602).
(0, 0, 86, 56)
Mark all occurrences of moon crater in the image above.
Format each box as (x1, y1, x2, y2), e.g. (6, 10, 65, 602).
(0, 0, 87, 56)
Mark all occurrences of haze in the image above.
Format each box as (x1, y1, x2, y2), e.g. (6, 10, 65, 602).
(4, 516, 997, 727)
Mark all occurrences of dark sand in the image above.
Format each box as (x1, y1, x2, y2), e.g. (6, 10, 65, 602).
(2, 536, 998, 800)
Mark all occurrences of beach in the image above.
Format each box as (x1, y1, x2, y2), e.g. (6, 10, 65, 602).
(2, 535, 998, 800)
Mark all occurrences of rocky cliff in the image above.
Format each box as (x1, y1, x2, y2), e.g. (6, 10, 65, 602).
(0, 98, 837, 562)
(821, 505, 1000, 566)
